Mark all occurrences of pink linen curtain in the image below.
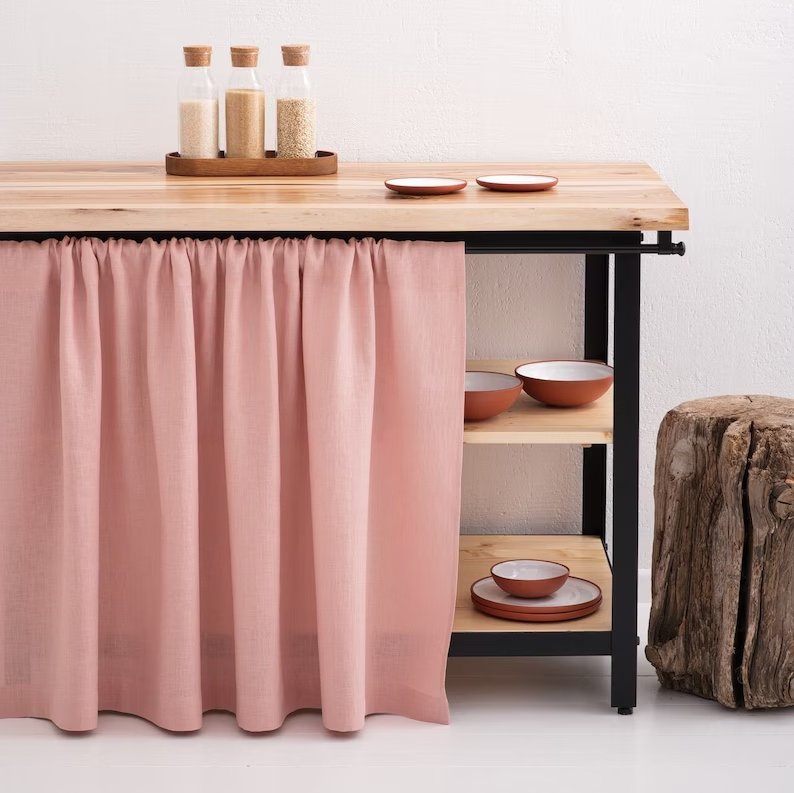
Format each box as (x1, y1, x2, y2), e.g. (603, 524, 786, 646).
(0, 236, 465, 732)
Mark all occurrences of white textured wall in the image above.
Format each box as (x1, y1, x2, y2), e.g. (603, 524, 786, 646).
(2, 1, 793, 565)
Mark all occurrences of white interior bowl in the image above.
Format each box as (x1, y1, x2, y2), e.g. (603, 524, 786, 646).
(514, 360, 614, 407)
(465, 371, 522, 391)
(491, 559, 569, 581)
(463, 370, 523, 421)
(514, 361, 613, 382)
(490, 558, 570, 598)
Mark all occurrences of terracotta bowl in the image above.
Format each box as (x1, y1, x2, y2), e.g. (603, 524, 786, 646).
(514, 360, 614, 408)
(490, 559, 570, 598)
(464, 371, 523, 421)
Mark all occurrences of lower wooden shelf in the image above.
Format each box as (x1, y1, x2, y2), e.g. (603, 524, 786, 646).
(454, 534, 612, 634)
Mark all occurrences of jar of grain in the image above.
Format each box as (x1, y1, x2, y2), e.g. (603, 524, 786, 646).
(178, 46, 219, 159)
(276, 45, 316, 159)
(225, 46, 265, 159)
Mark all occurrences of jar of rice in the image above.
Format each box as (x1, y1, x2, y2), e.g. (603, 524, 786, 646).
(276, 45, 316, 159)
(178, 46, 219, 159)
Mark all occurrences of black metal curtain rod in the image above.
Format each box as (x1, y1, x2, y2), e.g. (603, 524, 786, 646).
(464, 243, 685, 255)
(0, 230, 685, 255)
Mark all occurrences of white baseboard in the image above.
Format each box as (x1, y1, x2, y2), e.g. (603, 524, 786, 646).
(638, 568, 651, 605)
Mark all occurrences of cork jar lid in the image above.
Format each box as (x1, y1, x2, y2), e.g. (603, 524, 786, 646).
(184, 45, 212, 67)
(281, 44, 310, 66)
(231, 45, 259, 67)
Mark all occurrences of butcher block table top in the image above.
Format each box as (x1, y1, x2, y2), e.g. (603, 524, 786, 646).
(0, 161, 688, 233)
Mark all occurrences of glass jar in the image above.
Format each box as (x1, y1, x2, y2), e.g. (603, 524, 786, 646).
(178, 45, 219, 159)
(225, 46, 265, 159)
(276, 45, 316, 159)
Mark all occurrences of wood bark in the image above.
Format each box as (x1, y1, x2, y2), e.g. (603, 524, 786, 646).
(646, 396, 794, 708)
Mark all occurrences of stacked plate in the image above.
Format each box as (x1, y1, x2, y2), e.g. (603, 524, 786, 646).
(471, 560, 602, 623)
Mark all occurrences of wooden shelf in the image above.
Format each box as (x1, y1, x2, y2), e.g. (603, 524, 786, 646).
(464, 360, 613, 445)
(0, 161, 689, 233)
(454, 535, 612, 634)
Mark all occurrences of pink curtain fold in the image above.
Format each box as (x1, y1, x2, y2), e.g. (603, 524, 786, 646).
(0, 236, 465, 732)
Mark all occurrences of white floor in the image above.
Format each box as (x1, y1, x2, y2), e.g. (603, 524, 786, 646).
(3, 605, 794, 793)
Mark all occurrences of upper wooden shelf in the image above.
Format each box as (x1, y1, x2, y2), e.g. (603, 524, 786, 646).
(464, 360, 612, 445)
(0, 161, 688, 233)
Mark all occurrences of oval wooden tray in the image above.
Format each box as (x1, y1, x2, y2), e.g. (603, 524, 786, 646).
(165, 150, 338, 177)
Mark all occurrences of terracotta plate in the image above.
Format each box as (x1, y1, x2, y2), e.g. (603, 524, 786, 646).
(473, 598, 602, 623)
(476, 174, 558, 192)
(470, 575, 602, 613)
(385, 177, 467, 196)
(465, 371, 522, 392)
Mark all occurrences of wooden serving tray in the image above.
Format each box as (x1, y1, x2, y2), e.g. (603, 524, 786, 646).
(165, 150, 338, 177)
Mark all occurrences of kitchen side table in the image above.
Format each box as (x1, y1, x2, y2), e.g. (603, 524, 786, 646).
(0, 160, 689, 714)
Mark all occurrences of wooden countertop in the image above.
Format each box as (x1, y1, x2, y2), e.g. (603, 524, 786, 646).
(0, 161, 688, 233)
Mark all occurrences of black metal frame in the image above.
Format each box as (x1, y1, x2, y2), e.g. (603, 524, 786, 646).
(0, 229, 685, 256)
(3, 227, 682, 714)
(456, 229, 670, 717)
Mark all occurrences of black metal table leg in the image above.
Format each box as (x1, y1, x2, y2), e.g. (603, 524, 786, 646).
(582, 254, 609, 541)
(611, 247, 641, 714)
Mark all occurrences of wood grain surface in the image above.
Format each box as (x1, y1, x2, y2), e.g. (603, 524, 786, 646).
(647, 396, 794, 708)
(0, 161, 689, 233)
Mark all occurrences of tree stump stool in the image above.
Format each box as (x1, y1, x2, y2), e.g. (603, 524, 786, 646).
(646, 395, 794, 709)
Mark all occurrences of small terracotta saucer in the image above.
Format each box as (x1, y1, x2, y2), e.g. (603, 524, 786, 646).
(476, 174, 558, 192)
(473, 598, 602, 623)
(385, 177, 467, 196)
